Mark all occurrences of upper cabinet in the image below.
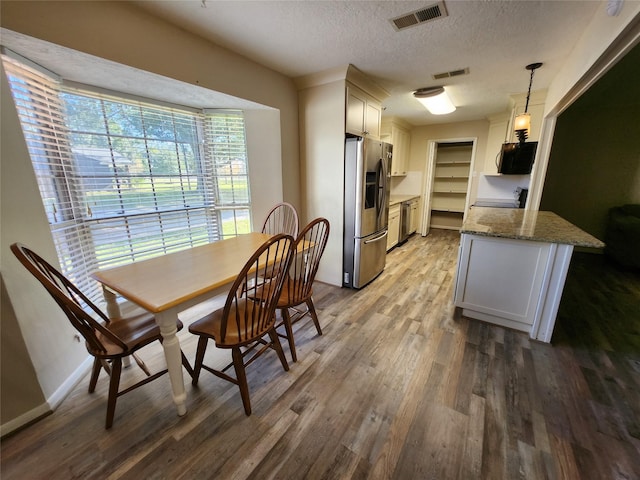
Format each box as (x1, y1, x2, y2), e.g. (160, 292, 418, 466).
(381, 117, 411, 176)
(346, 83, 381, 139)
(483, 112, 510, 174)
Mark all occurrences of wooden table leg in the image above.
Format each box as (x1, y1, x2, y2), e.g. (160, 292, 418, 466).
(155, 310, 187, 416)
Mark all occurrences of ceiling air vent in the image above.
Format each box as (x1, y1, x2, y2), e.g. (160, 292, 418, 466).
(433, 67, 470, 80)
(390, 2, 448, 31)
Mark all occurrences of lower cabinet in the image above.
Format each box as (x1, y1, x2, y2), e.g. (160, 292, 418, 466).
(454, 233, 574, 342)
(387, 203, 400, 251)
(409, 198, 419, 234)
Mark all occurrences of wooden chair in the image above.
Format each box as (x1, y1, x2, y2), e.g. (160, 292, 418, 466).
(10, 243, 194, 429)
(261, 202, 299, 237)
(188, 233, 294, 415)
(275, 217, 330, 362)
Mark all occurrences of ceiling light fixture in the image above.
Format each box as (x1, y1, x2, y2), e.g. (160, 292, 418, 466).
(514, 62, 542, 143)
(413, 86, 456, 115)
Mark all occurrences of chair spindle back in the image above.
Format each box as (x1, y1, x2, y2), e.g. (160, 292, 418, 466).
(218, 234, 294, 345)
(10, 243, 125, 354)
(261, 202, 299, 238)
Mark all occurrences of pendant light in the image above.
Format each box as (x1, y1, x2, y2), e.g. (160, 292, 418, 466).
(514, 62, 542, 144)
(413, 86, 456, 115)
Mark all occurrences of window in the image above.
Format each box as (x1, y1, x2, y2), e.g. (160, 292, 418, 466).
(3, 53, 251, 303)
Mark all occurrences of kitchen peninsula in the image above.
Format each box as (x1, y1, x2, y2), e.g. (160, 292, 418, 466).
(454, 207, 605, 342)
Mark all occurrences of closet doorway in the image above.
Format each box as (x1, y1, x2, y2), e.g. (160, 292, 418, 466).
(421, 138, 477, 235)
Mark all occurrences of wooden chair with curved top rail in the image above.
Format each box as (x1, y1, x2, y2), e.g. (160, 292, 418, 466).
(188, 233, 295, 415)
(261, 202, 299, 237)
(10, 242, 194, 429)
(274, 217, 330, 362)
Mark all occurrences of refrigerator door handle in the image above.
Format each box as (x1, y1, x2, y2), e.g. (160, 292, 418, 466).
(376, 158, 387, 226)
(364, 230, 388, 244)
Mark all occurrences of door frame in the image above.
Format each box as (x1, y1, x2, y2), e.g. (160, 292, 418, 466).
(420, 137, 478, 236)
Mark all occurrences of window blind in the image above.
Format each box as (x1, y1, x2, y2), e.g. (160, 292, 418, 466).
(204, 111, 251, 238)
(3, 55, 251, 304)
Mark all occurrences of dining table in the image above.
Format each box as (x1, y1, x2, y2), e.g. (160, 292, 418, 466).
(90, 232, 273, 417)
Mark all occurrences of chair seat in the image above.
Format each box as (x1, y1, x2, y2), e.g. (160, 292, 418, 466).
(92, 311, 184, 358)
(189, 300, 264, 347)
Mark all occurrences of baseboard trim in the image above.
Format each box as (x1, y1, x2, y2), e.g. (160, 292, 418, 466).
(0, 355, 93, 438)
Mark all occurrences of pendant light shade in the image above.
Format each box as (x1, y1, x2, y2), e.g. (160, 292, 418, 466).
(514, 112, 531, 133)
(413, 87, 456, 115)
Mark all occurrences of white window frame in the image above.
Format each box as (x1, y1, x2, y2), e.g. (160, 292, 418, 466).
(3, 51, 252, 304)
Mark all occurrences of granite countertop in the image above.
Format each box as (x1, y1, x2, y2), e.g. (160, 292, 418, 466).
(389, 195, 419, 206)
(461, 207, 605, 248)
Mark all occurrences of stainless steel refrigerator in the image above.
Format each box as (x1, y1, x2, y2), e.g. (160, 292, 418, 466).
(343, 136, 392, 289)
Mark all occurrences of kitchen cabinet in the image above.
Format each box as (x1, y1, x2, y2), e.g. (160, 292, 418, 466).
(454, 208, 604, 342)
(483, 112, 510, 174)
(408, 198, 419, 234)
(455, 233, 553, 334)
(381, 118, 411, 176)
(346, 83, 381, 139)
(387, 203, 400, 251)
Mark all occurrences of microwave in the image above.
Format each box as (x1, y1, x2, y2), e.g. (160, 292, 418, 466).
(498, 142, 537, 174)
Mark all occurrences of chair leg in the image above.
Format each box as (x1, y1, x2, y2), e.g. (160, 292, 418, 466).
(269, 329, 290, 372)
(181, 351, 195, 380)
(306, 298, 323, 335)
(280, 307, 297, 362)
(232, 347, 251, 416)
(192, 337, 208, 386)
(105, 358, 122, 429)
(88, 357, 102, 393)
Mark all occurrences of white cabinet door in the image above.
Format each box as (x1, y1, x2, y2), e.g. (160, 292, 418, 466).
(387, 204, 400, 250)
(484, 114, 509, 174)
(383, 121, 410, 176)
(409, 199, 419, 233)
(391, 127, 409, 176)
(346, 88, 366, 135)
(346, 84, 381, 139)
(365, 102, 381, 139)
(454, 234, 551, 332)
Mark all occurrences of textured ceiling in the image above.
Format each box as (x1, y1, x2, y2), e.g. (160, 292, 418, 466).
(132, 0, 604, 125)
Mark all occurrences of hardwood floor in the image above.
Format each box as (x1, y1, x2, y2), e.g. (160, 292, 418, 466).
(2, 229, 639, 479)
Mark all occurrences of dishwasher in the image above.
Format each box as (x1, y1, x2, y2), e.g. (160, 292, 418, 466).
(398, 201, 411, 244)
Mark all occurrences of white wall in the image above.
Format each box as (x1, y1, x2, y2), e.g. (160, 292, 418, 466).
(244, 109, 285, 227)
(1, 63, 89, 430)
(298, 80, 346, 285)
(544, 3, 640, 117)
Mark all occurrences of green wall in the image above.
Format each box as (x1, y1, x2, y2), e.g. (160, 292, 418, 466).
(540, 43, 640, 241)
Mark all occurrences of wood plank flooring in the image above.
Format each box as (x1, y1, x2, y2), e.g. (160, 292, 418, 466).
(2, 229, 639, 479)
